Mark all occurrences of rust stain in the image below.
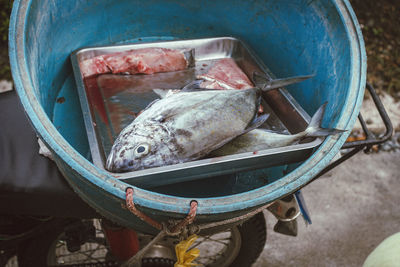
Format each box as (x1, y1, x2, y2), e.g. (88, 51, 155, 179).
(56, 96, 65, 103)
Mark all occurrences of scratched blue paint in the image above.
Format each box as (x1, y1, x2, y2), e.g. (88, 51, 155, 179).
(52, 75, 90, 159)
(9, 0, 366, 234)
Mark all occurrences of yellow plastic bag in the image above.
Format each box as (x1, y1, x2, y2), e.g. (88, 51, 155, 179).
(174, 234, 200, 267)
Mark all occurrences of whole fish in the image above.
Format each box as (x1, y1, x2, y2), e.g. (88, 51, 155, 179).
(209, 103, 345, 157)
(106, 73, 312, 172)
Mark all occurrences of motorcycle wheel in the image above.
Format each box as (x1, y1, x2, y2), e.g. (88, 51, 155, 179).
(17, 213, 266, 267)
(17, 219, 116, 267)
(193, 212, 267, 267)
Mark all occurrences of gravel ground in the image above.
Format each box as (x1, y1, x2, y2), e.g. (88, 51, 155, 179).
(254, 150, 400, 267)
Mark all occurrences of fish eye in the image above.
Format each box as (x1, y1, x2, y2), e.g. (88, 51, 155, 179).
(134, 143, 150, 157)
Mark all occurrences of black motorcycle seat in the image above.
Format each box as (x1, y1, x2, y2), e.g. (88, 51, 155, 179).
(0, 90, 98, 218)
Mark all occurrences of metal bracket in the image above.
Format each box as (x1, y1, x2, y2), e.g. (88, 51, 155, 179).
(307, 82, 393, 184)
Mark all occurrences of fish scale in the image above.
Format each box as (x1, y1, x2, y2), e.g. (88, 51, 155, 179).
(106, 73, 314, 173)
(210, 103, 346, 157)
(106, 88, 262, 172)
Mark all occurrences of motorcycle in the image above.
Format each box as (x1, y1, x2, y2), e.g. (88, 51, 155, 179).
(0, 89, 302, 267)
(0, 81, 392, 266)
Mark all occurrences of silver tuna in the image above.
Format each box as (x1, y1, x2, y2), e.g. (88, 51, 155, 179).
(209, 103, 345, 157)
(106, 73, 312, 172)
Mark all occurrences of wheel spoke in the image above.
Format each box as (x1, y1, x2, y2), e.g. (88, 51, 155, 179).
(206, 237, 231, 246)
(191, 233, 231, 248)
(45, 216, 267, 267)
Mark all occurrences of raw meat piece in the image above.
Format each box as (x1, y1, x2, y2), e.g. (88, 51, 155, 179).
(199, 80, 226, 90)
(197, 58, 254, 90)
(198, 58, 263, 112)
(103, 47, 188, 75)
(79, 56, 110, 78)
(79, 47, 189, 78)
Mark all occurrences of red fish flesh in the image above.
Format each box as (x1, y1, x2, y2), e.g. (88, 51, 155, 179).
(198, 58, 263, 112)
(197, 58, 254, 90)
(79, 47, 189, 78)
(80, 57, 110, 78)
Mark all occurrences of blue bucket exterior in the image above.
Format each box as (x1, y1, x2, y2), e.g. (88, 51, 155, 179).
(9, 0, 366, 233)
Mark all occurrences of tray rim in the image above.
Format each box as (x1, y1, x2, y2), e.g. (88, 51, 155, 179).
(70, 36, 322, 186)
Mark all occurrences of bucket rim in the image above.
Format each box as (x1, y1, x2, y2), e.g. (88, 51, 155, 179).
(9, 0, 366, 216)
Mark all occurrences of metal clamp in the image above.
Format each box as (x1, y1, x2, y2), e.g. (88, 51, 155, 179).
(343, 82, 393, 149)
(308, 82, 393, 184)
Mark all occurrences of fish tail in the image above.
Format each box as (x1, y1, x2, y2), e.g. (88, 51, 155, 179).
(252, 71, 314, 92)
(305, 102, 346, 137)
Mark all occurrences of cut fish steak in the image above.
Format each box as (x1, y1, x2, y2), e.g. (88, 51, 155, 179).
(197, 58, 262, 112)
(79, 47, 190, 78)
(197, 58, 254, 90)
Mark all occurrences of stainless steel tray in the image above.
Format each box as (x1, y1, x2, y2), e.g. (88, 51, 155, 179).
(71, 37, 322, 188)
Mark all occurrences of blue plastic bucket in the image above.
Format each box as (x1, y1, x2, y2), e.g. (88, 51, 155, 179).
(9, 0, 366, 233)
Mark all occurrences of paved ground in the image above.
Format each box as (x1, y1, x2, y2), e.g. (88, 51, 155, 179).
(5, 152, 398, 266)
(254, 151, 400, 267)
(3, 79, 399, 266)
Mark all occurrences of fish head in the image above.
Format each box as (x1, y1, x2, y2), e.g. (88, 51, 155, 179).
(106, 122, 175, 172)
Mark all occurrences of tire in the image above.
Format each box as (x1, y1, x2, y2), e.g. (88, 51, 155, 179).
(15, 220, 60, 267)
(230, 212, 267, 267)
(17, 213, 267, 267)
(175, 212, 267, 267)
(17, 219, 117, 267)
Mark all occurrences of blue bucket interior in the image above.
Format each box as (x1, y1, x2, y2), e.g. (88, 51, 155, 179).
(10, 0, 365, 224)
(28, 1, 353, 119)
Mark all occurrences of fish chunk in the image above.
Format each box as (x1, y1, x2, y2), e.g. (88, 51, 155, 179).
(80, 56, 110, 78)
(199, 80, 226, 90)
(197, 58, 254, 90)
(79, 47, 190, 78)
(197, 58, 263, 112)
(103, 47, 188, 75)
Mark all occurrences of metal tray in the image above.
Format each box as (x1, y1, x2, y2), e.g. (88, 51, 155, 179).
(71, 37, 322, 188)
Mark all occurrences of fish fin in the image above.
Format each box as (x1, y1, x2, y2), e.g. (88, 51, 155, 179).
(305, 102, 347, 137)
(181, 88, 221, 93)
(198, 115, 270, 158)
(253, 128, 291, 135)
(253, 71, 314, 92)
(153, 89, 170, 98)
(153, 79, 214, 97)
(181, 80, 226, 92)
(105, 149, 115, 171)
(244, 113, 270, 132)
(198, 114, 269, 158)
(181, 79, 204, 91)
(252, 71, 272, 85)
